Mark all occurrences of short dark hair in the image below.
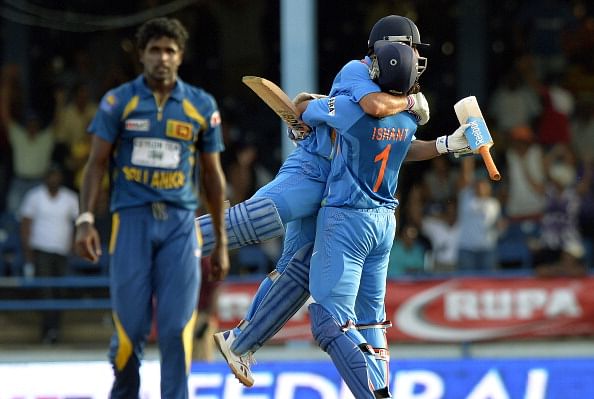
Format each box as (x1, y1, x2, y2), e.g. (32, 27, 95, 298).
(136, 17, 189, 51)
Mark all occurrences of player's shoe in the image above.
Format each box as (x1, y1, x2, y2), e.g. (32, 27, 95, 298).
(214, 330, 255, 387)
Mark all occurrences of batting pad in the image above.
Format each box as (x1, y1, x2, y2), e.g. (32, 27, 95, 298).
(231, 242, 313, 355)
(309, 303, 381, 399)
(359, 324, 391, 392)
(197, 197, 285, 256)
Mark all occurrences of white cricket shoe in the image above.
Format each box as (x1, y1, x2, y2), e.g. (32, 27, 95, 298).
(214, 330, 255, 387)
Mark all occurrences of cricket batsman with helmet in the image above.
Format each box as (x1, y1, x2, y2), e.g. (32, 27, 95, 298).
(207, 15, 471, 388)
(303, 39, 424, 399)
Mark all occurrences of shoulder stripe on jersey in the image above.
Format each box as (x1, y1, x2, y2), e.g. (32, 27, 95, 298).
(121, 95, 140, 120)
(182, 99, 207, 131)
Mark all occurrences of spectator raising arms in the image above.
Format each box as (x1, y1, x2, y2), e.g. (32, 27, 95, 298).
(456, 156, 503, 272)
(1, 65, 55, 214)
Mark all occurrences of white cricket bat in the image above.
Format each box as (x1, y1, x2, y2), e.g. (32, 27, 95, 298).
(242, 76, 308, 135)
(454, 96, 501, 181)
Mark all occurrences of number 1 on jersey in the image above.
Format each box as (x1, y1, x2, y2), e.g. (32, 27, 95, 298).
(372, 144, 391, 192)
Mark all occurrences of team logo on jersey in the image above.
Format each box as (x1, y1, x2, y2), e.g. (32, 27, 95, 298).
(125, 119, 150, 131)
(328, 97, 336, 116)
(166, 119, 193, 140)
(210, 110, 221, 127)
(100, 93, 118, 113)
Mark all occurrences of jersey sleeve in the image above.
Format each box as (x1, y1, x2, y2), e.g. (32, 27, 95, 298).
(302, 95, 363, 131)
(197, 94, 225, 154)
(88, 89, 126, 143)
(329, 59, 381, 103)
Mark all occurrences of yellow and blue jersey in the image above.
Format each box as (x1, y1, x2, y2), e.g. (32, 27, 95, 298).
(302, 95, 417, 210)
(89, 75, 224, 212)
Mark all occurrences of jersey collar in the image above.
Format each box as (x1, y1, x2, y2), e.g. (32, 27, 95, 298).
(134, 74, 186, 102)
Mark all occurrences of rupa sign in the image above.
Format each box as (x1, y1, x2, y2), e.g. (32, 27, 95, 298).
(217, 276, 594, 342)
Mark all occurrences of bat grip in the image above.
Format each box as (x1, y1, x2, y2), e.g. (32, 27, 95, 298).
(479, 146, 501, 181)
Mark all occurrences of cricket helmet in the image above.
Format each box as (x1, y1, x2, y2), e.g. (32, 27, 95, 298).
(368, 15, 429, 51)
(370, 41, 420, 95)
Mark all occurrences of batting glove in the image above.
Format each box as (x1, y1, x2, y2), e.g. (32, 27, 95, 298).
(407, 92, 430, 126)
(286, 126, 311, 141)
(289, 92, 320, 141)
(436, 123, 473, 156)
(292, 92, 326, 105)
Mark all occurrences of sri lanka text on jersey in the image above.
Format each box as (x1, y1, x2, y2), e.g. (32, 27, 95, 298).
(122, 166, 185, 189)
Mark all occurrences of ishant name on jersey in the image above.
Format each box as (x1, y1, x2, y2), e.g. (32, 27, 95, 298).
(371, 127, 409, 141)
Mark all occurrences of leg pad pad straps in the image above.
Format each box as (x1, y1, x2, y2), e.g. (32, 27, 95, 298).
(197, 197, 285, 256)
(309, 303, 378, 399)
(358, 322, 392, 396)
(231, 243, 313, 355)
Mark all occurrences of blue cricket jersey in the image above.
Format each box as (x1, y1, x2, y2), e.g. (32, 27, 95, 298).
(297, 57, 381, 160)
(89, 75, 224, 212)
(329, 57, 381, 100)
(302, 95, 417, 209)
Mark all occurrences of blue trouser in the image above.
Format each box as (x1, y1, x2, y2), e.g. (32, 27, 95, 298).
(239, 146, 330, 322)
(253, 146, 331, 223)
(309, 206, 396, 392)
(108, 205, 200, 399)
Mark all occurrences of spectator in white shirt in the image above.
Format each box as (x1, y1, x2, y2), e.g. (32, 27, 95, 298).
(422, 200, 460, 272)
(19, 165, 79, 344)
(456, 157, 503, 272)
(503, 125, 547, 222)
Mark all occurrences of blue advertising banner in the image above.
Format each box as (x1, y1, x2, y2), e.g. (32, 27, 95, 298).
(0, 358, 592, 398)
(189, 358, 594, 399)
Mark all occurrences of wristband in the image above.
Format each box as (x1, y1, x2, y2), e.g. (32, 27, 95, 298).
(406, 95, 415, 110)
(75, 212, 95, 227)
(435, 135, 449, 154)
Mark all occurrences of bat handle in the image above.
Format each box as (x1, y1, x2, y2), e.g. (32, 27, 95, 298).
(478, 146, 501, 181)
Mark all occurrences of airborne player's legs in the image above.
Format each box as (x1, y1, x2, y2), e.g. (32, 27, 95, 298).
(212, 136, 330, 387)
(197, 142, 330, 255)
(210, 15, 432, 389)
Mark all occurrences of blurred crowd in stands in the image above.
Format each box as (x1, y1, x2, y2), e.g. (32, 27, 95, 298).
(0, 0, 593, 284)
(390, 40, 594, 278)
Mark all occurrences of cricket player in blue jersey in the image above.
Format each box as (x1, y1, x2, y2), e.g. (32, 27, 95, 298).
(301, 41, 470, 398)
(74, 18, 229, 399)
(209, 16, 461, 388)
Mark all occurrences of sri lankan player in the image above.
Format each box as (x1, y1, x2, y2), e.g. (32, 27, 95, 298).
(75, 18, 228, 399)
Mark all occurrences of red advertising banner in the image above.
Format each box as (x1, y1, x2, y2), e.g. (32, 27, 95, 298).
(216, 276, 594, 343)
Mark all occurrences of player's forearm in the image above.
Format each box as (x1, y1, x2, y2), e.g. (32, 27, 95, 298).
(359, 92, 408, 118)
(79, 158, 107, 214)
(202, 168, 228, 245)
(295, 99, 310, 117)
(80, 136, 112, 215)
(405, 139, 440, 161)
